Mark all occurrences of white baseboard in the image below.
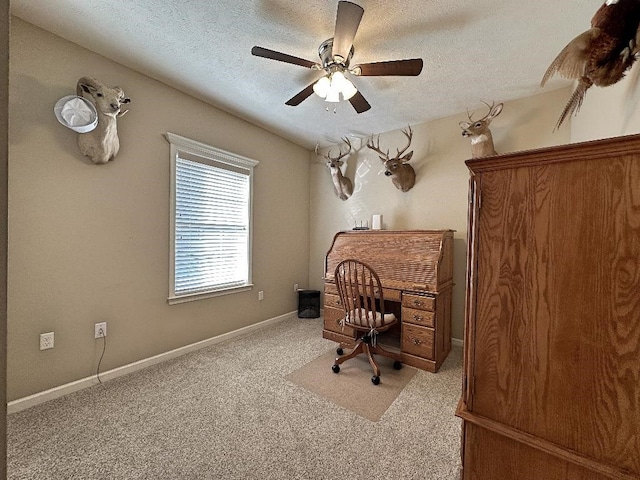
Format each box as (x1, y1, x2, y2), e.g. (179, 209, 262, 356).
(8, 311, 298, 414)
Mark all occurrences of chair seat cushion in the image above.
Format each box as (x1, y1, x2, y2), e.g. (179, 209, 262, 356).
(345, 309, 396, 328)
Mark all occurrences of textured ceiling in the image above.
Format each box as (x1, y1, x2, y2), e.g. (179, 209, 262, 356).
(11, 0, 600, 149)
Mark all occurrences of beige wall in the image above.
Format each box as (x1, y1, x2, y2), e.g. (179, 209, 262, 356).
(8, 18, 311, 401)
(309, 88, 573, 341)
(571, 68, 640, 142)
(1, 5, 8, 478)
(10, 13, 640, 404)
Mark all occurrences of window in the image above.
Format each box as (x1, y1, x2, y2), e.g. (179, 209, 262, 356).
(165, 133, 258, 305)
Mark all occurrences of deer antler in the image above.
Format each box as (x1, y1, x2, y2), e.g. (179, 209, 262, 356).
(316, 137, 352, 162)
(396, 126, 413, 158)
(366, 135, 390, 161)
(479, 101, 496, 121)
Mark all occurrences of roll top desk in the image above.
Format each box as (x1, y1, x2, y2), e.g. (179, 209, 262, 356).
(322, 229, 454, 373)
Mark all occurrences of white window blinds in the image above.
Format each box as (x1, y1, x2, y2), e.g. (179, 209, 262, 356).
(166, 133, 258, 304)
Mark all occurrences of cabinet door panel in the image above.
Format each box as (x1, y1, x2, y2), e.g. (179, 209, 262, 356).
(462, 423, 613, 480)
(471, 158, 640, 473)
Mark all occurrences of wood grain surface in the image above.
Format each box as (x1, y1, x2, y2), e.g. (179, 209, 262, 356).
(323, 230, 454, 372)
(462, 136, 640, 478)
(324, 230, 454, 292)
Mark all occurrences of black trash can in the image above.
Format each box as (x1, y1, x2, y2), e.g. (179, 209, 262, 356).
(298, 290, 321, 318)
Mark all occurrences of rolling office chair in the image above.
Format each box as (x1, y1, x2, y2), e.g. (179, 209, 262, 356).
(332, 259, 402, 385)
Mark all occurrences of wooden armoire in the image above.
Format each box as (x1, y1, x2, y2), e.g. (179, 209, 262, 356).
(456, 134, 640, 480)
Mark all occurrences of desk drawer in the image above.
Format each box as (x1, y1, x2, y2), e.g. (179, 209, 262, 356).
(323, 306, 354, 337)
(402, 306, 435, 328)
(324, 282, 338, 296)
(402, 323, 434, 359)
(327, 284, 401, 303)
(403, 293, 435, 311)
(324, 293, 342, 309)
(379, 288, 401, 302)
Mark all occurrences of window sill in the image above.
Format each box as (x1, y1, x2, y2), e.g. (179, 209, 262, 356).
(168, 284, 254, 305)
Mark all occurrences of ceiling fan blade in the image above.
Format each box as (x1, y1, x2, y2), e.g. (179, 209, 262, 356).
(349, 91, 371, 114)
(251, 46, 318, 69)
(354, 59, 424, 76)
(285, 83, 317, 106)
(332, 1, 364, 61)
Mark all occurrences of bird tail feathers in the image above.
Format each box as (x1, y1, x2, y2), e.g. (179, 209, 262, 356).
(555, 79, 592, 130)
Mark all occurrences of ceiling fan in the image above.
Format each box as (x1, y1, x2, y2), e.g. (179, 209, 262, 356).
(251, 1, 423, 114)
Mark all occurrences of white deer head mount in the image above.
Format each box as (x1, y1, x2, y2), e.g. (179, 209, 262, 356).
(366, 126, 416, 192)
(75, 77, 131, 164)
(315, 137, 354, 201)
(459, 101, 503, 159)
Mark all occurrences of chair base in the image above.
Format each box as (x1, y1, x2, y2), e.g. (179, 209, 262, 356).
(333, 334, 402, 382)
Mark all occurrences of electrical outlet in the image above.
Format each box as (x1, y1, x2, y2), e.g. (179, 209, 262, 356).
(40, 332, 54, 350)
(293, 283, 299, 292)
(95, 322, 107, 339)
(258, 290, 264, 301)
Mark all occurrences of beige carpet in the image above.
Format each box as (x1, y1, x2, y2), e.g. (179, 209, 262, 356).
(8, 317, 462, 479)
(285, 348, 417, 421)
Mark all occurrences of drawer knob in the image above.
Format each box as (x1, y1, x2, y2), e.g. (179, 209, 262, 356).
(413, 314, 423, 322)
(413, 300, 423, 307)
(413, 338, 422, 345)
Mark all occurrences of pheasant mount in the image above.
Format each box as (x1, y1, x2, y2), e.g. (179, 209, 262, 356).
(541, 0, 640, 129)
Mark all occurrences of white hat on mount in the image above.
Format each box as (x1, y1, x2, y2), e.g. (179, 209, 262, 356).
(54, 95, 98, 133)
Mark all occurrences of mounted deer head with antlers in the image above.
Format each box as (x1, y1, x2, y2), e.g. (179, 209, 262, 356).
(316, 137, 354, 201)
(366, 127, 416, 192)
(459, 101, 503, 158)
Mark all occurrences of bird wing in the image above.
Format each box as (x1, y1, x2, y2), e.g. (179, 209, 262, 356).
(541, 29, 599, 86)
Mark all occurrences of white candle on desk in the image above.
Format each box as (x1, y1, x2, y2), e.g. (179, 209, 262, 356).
(372, 214, 382, 230)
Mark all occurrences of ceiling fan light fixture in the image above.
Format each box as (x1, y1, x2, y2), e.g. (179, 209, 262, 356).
(313, 71, 357, 102)
(340, 77, 358, 100)
(313, 76, 331, 98)
(325, 87, 341, 103)
(252, 2, 422, 114)
(330, 71, 348, 89)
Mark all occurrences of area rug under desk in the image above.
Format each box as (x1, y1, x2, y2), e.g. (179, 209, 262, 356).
(285, 349, 417, 422)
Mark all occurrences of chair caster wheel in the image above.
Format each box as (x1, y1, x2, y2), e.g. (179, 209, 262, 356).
(336, 347, 344, 355)
(332, 364, 340, 374)
(371, 375, 380, 385)
(393, 361, 402, 370)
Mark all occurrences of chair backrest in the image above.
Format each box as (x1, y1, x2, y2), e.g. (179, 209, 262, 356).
(334, 259, 391, 329)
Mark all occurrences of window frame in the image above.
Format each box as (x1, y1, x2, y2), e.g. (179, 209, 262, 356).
(165, 132, 258, 305)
